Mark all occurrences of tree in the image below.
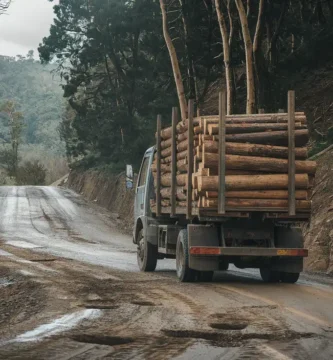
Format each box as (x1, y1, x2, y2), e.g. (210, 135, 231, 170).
(235, 0, 256, 114)
(39, 0, 177, 167)
(160, 0, 187, 120)
(16, 160, 46, 185)
(0, 0, 11, 15)
(26, 50, 34, 61)
(215, 0, 234, 114)
(0, 101, 24, 177)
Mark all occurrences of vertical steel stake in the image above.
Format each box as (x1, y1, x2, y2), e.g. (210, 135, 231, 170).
(171, 107, 177, 217)
(156, 115, 162, 217)
(187, 100, 194, 219)
(288, 91, 296, 216)
(218, 91, 227, 214)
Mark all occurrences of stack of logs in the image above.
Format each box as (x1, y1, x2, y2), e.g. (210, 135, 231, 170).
(152, 112, 316, 213)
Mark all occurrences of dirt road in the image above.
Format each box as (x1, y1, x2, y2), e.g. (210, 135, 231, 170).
(0, 186, 333, 359)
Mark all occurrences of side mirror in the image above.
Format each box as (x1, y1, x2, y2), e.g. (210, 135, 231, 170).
(126, 165, 133, 190)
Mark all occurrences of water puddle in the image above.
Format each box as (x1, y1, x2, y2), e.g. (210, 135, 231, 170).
(0, 278, 14, 287)
(8, 309, 101, 343)
(174, 341, 238, 359)
(6, 240, 43, 249)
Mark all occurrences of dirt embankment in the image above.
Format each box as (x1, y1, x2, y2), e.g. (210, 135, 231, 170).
(303, 148, 333, 274)
(67, 170, 135, 235)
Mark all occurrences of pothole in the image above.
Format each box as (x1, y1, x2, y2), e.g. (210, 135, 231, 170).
(162, 329, 221, 342)
(84, 304, 119, 310)
(131, 300, 156, 306)
(71, 335, 134, 346)
(210, 322, 248, 331)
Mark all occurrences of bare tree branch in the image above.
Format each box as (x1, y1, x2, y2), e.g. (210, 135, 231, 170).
(0, 0, 11, 15)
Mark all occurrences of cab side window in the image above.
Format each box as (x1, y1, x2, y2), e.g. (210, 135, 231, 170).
(138, 157, 149, 187)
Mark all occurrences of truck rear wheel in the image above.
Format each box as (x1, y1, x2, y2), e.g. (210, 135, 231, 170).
(260, 268, 280, 283)
(176, 229, 197, 282)
(137, 229, 157, 272)
(280, 272, 300, 284)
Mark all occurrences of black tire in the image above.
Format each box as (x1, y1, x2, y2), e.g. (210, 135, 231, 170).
(280, 272, 300, 284)
(220, 261, 229, 271)
(260, 268, 280, 283)
(137, 229, 157, 272)
(198, 271, 214, 282)
(176, 229, 197, 282)
(276, 227, 302, 284)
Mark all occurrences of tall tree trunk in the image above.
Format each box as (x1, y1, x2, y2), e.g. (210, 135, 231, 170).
(235, 0, 256, 114)
(160, 0, 188, 120)
(215, 0, 233, 114)
(253, 0, 265, 109)
(179, 0, 197, 103)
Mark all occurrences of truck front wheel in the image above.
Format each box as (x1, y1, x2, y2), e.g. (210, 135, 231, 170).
(137, 229, 157, 272)
(176, 229, 197, 282)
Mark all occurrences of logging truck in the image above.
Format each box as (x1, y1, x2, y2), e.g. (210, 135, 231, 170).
(133, 92, 315, 283)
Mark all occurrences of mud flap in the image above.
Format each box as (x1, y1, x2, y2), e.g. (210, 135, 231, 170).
(272, 226, 304, 273)
(188, 225, 219, 271)
(270, 257, 303, 273)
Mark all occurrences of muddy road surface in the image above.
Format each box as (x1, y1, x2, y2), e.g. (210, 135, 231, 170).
(0, 186, 333, 360)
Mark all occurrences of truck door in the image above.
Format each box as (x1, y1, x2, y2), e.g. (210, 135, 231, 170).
(135, 155, 150, 220)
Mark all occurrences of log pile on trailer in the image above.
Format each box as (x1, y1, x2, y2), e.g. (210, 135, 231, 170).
(151, 91, 316, 218)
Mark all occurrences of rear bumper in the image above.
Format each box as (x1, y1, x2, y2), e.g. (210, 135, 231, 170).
(190, 246, 308, 257)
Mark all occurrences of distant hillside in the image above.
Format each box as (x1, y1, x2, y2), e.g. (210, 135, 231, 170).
(0, 54, 65, 154)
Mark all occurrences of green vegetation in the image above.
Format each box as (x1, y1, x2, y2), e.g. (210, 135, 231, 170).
(0, 54, 68, 184)
(38, 0, 333, 168)
(0, 54, 65, 154)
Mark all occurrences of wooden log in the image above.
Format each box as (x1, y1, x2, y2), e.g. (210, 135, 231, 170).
(199, 134, 214, 145)
(178, 132, 199, 142)
(194, 126, 203, 135)
(208, 122, 305, 135)
(203, 141, 308, 160)
(161, 139, 199, 157)
(202, 153, 316, 174)
(161, 146, 172, 158)
(160, 187, 187, 201)
(205, 190, 308, 200)
(204, 198, 311, 210)
(225, 129, 309, 146)
(152, 159, 187, 172)
(162, 149, 192, 163)
(151, 163, 170, 173)
(191, 113, 306, 128)
(178, 139, 198, 152)
(198, 162, 267, 175)
(161, 173, 187, 187)
(160, 113, 307, 140)
(161, 137, 172, 149)
(197, 174, 309, 191)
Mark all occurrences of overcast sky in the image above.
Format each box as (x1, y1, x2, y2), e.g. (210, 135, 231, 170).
(0, 0, 58, 58)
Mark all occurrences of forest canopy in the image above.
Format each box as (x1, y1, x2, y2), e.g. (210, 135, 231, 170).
(39, 0, 333, 168)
